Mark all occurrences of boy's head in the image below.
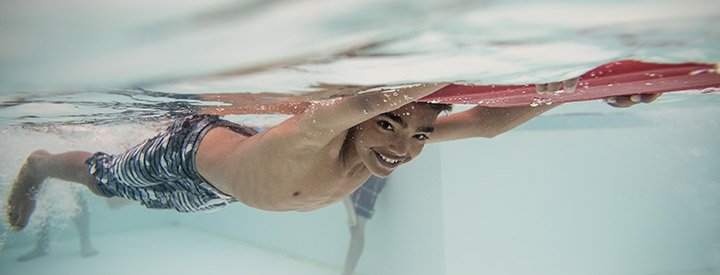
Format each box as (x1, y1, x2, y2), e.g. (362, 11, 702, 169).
(349, 102, 451, 177)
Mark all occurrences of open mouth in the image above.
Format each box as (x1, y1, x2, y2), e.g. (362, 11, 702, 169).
(373, 150, 403, 168)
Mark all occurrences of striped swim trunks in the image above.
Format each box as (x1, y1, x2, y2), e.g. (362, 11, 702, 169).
(86, 115, 257, 213)
(350, 175, 387, 219)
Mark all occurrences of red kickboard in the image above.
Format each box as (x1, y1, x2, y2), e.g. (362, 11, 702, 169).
(421, 60, 720, 107)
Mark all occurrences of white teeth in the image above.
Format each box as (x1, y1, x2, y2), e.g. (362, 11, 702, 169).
(378, 153, 401, 164)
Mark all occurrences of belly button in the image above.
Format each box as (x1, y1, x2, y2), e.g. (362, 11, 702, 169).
(292, 191, 301, 197)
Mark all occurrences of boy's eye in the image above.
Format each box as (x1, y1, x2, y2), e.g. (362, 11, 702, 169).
(378, 120, 393, 131)
(414, 134, 428, 141)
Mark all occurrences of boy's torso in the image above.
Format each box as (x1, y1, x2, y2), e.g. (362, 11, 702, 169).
(195, 125, 371, 212)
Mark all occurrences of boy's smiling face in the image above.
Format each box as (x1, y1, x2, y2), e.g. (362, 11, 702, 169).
(350, 102, 441, 177)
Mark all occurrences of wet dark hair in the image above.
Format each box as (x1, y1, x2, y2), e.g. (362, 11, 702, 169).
(416, 102, 453, 114)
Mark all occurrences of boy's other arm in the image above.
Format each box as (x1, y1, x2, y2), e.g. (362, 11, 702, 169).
(429, 104, 558, 143)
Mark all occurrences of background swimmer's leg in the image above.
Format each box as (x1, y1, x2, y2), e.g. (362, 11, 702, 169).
(7, 150, 101, 231)
(16, 217, 50, 262)
(342, 199, 369, 275)
(73, 192, 97, 258)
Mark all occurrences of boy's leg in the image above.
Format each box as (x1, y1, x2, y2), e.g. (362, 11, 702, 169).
(7, 150, 100, 232)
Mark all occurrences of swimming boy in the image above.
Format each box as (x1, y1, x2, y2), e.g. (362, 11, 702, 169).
(6, 82, 657, 231)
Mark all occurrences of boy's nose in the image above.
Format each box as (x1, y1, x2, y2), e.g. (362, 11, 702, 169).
(386, 139, 409, 156)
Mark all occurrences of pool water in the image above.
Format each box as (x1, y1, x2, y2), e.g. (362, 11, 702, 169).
(1, 0, 719, 274)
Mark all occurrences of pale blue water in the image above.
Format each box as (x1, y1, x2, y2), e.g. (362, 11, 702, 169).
(1, 0, 719, 274)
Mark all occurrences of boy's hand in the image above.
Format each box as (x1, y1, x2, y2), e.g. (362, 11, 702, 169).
(535, 77, 580, 94)
(535, 76, 662, 108)
(603, 93, 662, 108)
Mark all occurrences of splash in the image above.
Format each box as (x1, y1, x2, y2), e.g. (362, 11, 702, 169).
(23, 180, 83, 234)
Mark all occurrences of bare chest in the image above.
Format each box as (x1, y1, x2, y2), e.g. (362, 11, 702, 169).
(243, 154, 370, 211)
(227, 133, 367, 211)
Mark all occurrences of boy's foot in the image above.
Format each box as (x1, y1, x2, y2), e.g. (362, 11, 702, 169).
(7, 150, 49, 231)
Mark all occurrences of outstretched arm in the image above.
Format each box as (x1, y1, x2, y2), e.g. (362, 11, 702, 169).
(429, 104, 558, 143)
(429, 78, 661, 143)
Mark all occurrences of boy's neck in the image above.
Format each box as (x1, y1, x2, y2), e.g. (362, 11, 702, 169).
(340, 132, 368, 178)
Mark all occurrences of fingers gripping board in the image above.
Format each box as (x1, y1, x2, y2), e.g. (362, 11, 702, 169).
(421, 60, 720, 107)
